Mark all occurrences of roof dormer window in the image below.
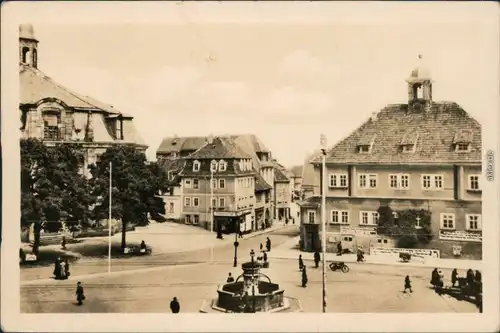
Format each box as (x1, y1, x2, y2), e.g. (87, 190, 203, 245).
(219, 160, 227, 172)
(210, 160, 217, 172)
(453, 129, 473, 153)
(400, 132, 418, 154)
(356, 135, 375, 154)
(193, 160, 201, 172)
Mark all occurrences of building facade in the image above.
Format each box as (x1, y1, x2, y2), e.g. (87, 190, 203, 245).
(19, 24, 147, 173)
(299, 62, 482, 259)
(274, 165, 292, 220)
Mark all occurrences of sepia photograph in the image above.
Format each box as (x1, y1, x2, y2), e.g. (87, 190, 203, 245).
(2, 1, 499, 332)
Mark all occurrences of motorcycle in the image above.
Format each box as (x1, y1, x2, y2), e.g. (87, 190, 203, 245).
(329, 261, 350, 273)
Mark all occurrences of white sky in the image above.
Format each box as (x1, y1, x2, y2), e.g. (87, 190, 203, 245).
(16, 3, 499, 167)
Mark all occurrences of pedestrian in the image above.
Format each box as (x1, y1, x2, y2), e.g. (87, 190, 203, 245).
(301, 266, 308, 287)
(298, 254, 304, 271)
(337, 241, 343, 256)
(64, 259, 70, 279)
(474, 270, 482, 283)
(285, 217, 289, 225)
(313, 251, 320, 268)
(53, 257, 61, 280)
(170, 297, 180, 313)
(266, 237, 271, 252)
(260, 243, 263, 252)
(466, 268, 474, 287)
(263, 251, 268, 263)
(226, 272, 235, 283)
(75, 281, 85, 305)
(238, 229, 243, 238)
(357, 247, 365, 263)
(60, 260, 67, 280)
(61, 236, 66, 250)
(430, 268, 439, 288)
(451, 268, 458, 287)
(404, 275, 413, 293)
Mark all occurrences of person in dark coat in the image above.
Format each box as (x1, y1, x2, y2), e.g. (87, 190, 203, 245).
(263, 251, 268, 263)
(301, 266, 308, 287)
(75, 281, 85, 305)
(451, 269, 458, 287)
(61, 236, 66, 250)
(259, 243, 263, 252)
(298, 254, 304, 271)
(404, 275, 413, 293)
(64, 259, 70, 279)
(431, 268, 439, 288)
(170, 297, 180, 313)
(357, 247, 365, 263)
(466, 269, 475, 287)
(238, 229, 243, 238)
(313, 251, 320, 268)
(265, 237, 271, 252)
(226, 273, 235, 283)
(474, 270, 482, 283)
(53, 257, 62, 280)
(337, 242, 343, 256)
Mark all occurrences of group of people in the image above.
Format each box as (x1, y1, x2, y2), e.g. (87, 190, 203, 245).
(53, 257, 70, 280)
(431, 267, 482, 290)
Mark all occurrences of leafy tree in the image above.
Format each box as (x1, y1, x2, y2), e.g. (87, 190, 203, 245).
(20, 138, 90, 254)
(376, 206, 433, 249)
(88, 145, 168, 249)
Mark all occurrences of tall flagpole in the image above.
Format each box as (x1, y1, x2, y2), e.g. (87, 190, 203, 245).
(320, 134, 328, 313)
(108, 161, 112, 275)
(210, 168, 214, 263)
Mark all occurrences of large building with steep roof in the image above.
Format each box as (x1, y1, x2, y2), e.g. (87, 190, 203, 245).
(299, 60, 482, 259)
(19, 24, 147, 173)
(176, 136, 272, 233)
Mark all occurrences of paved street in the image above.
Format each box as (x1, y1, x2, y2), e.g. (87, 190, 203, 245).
(20, 225, 299, 282)
(21, 257, 477, 313)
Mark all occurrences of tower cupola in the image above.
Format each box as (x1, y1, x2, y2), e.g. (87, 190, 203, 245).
(19, 24, 39, 68)
(406, 55, 432, 112)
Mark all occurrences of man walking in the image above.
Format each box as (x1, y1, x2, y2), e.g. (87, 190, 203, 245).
(301, 266, 308, 287)
(170, 297, 180, 313)
(75, 281, 85, 305)
(337, 241, 343, 256)
(313, 251, 320, 268)
(265, 237, 271, 252)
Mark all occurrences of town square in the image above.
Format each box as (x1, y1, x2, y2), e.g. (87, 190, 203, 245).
(11, 3, 495, 323)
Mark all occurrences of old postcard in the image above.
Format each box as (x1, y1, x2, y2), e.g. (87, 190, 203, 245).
(2, 1, 499, 332)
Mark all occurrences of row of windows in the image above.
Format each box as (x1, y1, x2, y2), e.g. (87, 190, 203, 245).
(328, 173, 481, 191)
(356, 142, 472, 154)
(184, 178, 226, 189)
(237, 177, 254, 189)
(306, 210, 482, 231)
(185, 215, 199, 224)
(192, 160, 228, 172)
(184, 196, 227, 207)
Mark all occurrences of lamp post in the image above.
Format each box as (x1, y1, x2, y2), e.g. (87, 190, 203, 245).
(320, 133, 327, 313)
(250, 249, 256, 313)
(233, 218, 239, 267)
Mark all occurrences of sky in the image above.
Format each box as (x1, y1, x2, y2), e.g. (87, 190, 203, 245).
(25, 4, 498, 168)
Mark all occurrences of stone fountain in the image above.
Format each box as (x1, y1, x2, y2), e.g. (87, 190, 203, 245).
(200, 249, 301, 313)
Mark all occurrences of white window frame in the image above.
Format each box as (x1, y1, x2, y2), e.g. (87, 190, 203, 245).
(359, 173, 377, 189)
(193, 178, 199, 189)
(468, 174, 481, 191)
(421, 174, 444, 190)
(389, 174, 411, 189)
(466, 214, 482, 231)
(211, 178, 217, 189)
(185, 215, 191, 223)
(184, 179, 192, 188)
(210, 160, 218, 172)
(330, 210, 349, 224)
(184, 197, 191, 207)
(193, 215, 199, 225)
(219, 179, 226, 189)
(329, 173, 348, 188)
(440, 213, 455, 230)
(193, 197, 199, 207)
(219, 160, 227, 172)
(192, 160, 201, 172)
(359, 211, 379, 226)
(307, 210, 316, 224)
(219, 197, 226, 207)
(211, 197, 217, 208)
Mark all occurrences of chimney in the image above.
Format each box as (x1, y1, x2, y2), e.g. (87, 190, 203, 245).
(370, 112, 378, 122)
(207, 134, 214, 144)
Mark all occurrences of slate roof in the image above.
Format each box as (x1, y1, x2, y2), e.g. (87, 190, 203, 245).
(187, 137, 253, 160)
(20, 64, 120, 114)
(156, 136, 207, 154)
(274, 166, 290, 183)
(255, 173, 272, 192)
(311, 102, 481, 165)
(229, 134, 270, 153)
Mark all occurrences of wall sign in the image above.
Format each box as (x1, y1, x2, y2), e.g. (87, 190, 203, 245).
(370, 247, 440, 258)
(439, 230, 482, 243)
(340, 226, 377, 236)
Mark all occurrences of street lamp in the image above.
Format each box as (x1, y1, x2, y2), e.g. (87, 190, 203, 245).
(250, 249, 256, 313)
(320, 133, 328, 313)
(233, 218, 239, 267)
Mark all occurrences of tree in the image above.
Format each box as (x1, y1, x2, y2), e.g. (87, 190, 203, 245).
(376, 205, 433, 249)
(89, 145, 168, 249)
(21, 138, 90, 254)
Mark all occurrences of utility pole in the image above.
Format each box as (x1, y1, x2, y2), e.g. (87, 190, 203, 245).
(320, 134, 327, 313)
(210, 168, 214, 263)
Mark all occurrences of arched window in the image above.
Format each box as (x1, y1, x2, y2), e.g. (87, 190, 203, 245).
(22, 47, 30, 64)
(32, 49, 37, 68)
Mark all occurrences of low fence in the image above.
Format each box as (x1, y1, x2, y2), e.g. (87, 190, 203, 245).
(370, 246, 440, 259)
